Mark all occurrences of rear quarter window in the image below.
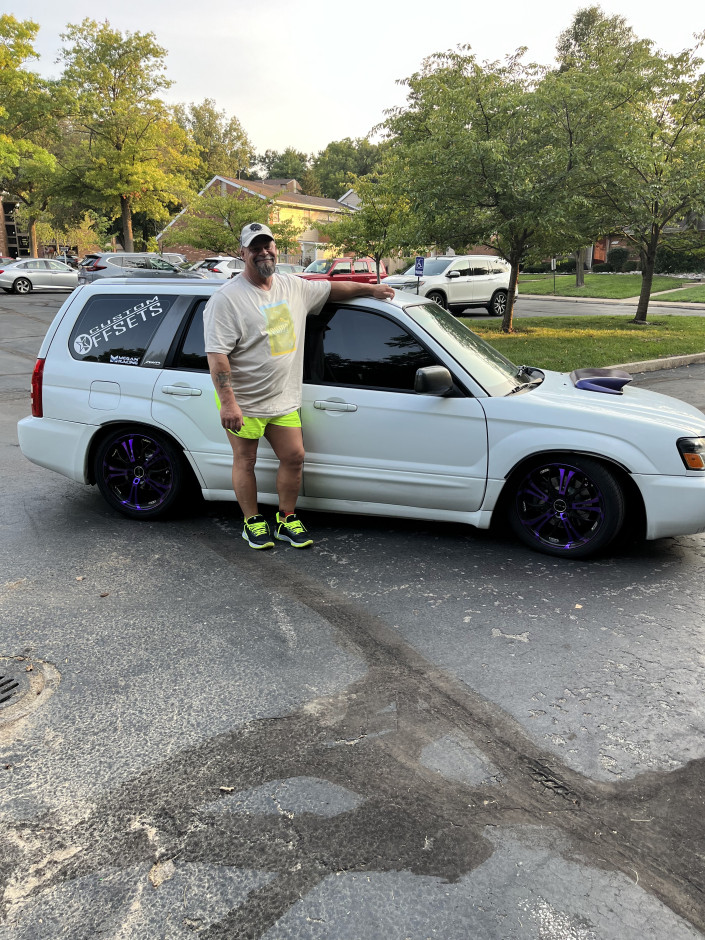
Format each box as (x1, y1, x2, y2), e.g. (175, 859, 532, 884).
(69, 293, 176, 365)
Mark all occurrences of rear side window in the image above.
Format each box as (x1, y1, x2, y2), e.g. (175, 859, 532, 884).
(353, 260, 369, 273)
(69, 293, 175, 365)
(173, 301, 208, 370)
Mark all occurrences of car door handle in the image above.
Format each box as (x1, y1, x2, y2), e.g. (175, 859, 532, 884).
(162, 385, 202, 396)
(314, 400, 357, 412)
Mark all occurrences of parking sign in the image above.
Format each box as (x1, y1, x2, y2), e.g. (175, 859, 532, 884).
(414, 256, 424, 276)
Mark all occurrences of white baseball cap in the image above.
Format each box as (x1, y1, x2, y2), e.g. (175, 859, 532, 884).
(240, 222, 275, 248)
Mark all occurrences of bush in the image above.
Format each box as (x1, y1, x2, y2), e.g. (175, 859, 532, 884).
(522, 263, 551, 274)
(556, 257, 576, 273)
(623, 260, 639, 272)
(655, 242, 705, 274)
(592, 262, 614, 273)
(607, 247, 630, 271)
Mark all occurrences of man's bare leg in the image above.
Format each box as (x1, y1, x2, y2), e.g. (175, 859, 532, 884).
(227, 434, 260, 518)
(264, 424, 305, 514)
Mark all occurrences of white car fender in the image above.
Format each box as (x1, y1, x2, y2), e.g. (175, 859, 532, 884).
(485, 425, 674, 480)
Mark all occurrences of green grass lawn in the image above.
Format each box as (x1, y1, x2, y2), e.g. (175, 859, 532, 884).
(517, 273, 683, 299)
(464, 315, 705, 372)
(650, 285, 705, 303)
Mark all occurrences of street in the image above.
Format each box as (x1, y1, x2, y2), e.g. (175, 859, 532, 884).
(1, 291, 705, 938)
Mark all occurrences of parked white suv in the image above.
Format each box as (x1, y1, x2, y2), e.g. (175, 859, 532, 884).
(383, 255, 513, 316)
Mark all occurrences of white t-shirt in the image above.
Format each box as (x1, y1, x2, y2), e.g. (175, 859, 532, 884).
(203, 273, 331, 417)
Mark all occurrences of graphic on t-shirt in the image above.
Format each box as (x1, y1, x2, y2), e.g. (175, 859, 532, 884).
(261, 300, 296, 356)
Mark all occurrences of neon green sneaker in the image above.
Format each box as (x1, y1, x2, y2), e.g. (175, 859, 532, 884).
(275, 512, 314, 548)
(242, 514, 274, 549)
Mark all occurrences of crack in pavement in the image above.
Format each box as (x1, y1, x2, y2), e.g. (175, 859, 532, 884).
(1, 517, 704, 937)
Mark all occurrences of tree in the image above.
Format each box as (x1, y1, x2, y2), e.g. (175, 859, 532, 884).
(383, 48, 584, 331)
(0, 15, 67, 254)
(257, 147, 309, 181)
(58, 19, 197, 252)
(162, 193, 270, 255)
(551, 11, 705, 322)
(173, 98, 253, 190)
(312, 138, 383, 198)
(322, 164, 417, 281)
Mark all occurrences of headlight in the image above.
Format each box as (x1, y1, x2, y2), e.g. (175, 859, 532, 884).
(677, 437, 705, 470)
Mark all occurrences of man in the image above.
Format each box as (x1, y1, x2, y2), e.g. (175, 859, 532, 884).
(204, 222, 394, 550)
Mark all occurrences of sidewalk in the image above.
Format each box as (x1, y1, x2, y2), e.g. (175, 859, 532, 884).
(520, 293, 705, 310)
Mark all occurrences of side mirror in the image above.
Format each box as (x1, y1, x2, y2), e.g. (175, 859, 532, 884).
(446, 270, 461, 279)
(414, 365, 454, 396)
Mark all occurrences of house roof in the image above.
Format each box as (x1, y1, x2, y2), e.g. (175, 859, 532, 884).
(157, 175, 352, 240)
(216, 177, 345, 211)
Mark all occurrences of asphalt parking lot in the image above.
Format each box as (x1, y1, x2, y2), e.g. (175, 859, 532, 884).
(1, 291, 705, 938)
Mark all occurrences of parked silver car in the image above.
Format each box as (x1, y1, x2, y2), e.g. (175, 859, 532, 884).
(0, 258, 78, 294)
(77, 253, 202, 285)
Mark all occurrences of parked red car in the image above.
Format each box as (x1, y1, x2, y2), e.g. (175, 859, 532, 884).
(298, 257, 386, 283)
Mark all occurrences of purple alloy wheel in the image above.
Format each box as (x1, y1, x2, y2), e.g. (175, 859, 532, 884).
(101, 433, 174, 512)
(514, 462, 606, 551)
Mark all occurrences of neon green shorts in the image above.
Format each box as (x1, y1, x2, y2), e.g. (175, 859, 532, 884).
(215, 392, 301, 438)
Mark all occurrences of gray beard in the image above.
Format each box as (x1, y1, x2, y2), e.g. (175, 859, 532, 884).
(255, 259, 276, 277)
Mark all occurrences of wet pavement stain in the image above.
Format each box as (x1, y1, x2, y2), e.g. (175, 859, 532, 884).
(1, 519, 704, 938)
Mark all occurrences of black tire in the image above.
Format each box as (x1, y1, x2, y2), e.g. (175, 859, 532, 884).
(426, 290, 448, 309)
(508, 456, 625, 558)
(94, 427, 186, 520)
(487, 290, 507, 316)
(13, 277, 32, 295)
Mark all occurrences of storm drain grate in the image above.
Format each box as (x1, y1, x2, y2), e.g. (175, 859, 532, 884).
(0, 674, 21, 708)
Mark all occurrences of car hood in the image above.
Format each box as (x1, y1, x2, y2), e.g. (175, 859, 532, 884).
(536, 368, 705, 431)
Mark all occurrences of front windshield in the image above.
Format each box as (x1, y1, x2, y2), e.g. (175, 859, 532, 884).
(304, 260, 333, 274)
(405, 303, 521, 396)
(401, 258, 452, 277)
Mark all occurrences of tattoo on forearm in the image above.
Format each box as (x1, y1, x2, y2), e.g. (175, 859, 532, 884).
(215, 371, 233, 390)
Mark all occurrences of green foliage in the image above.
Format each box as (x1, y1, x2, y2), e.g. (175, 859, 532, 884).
(654, 236, 705, 273)
(257, 148, 309, 182)
(173, 98, 254, 190)
(592, 262, 614, 272)
(270, 217, 303, 255)
(556, 258, 577, 273)
(321, 161, 420, 281)
(58, 19, 198, 251)
(162, 193, 269, 254)
(312, 138, 383, 198)
(606, 246, 630, 271)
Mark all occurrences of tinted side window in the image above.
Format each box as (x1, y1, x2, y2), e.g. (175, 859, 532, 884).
(69, 293, 175, 364)
(332, 262, 352, 275)
(173, 301, 208, 370)
(353, 261, 369, 273)
(306, 307, 437, 391)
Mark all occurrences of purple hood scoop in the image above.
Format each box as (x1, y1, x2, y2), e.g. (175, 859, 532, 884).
(570, 367, 633, 395)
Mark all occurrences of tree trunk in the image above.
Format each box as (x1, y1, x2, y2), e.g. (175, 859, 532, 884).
(120, 196, 134, 253)
(575, 247, 585, 287)
(28, 217, 39, 257)
(632, 235, 659, 323)
(501, 260, 520, 333)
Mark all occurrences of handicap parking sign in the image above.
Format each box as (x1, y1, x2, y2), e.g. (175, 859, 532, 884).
(414, 256, 424, 276)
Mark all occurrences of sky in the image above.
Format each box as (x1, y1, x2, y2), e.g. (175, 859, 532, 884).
(14, 0, 705, 157)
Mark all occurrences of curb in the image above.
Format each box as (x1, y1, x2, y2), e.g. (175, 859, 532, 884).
(610, 352, 705, 374)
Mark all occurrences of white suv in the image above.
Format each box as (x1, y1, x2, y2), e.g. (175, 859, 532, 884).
(384, 255, 513, 316)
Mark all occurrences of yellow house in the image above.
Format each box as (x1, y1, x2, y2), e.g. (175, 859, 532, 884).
(157, 176, 356, 264)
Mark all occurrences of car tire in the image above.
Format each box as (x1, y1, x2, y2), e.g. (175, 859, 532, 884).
(13, 277, 32, 295)
(508, 455, 625, 558)
(94, 427, 187, 520)
(426, 290, 448, 309)
(487, 290, 507, 316)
